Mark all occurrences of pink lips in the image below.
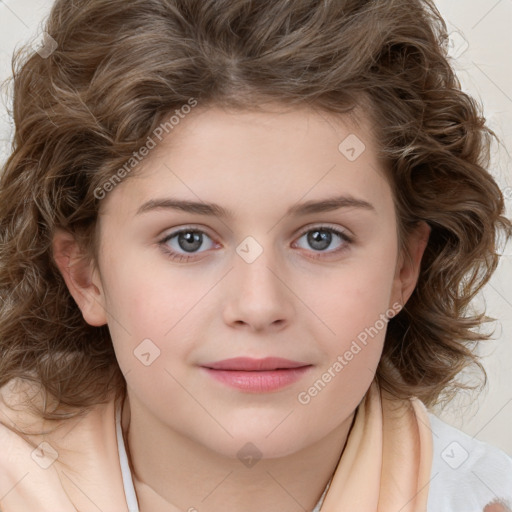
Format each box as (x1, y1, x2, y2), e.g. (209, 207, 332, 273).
(200, 357, 313, 392)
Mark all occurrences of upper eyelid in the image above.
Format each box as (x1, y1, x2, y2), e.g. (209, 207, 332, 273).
(160, 225, 212, 240)
(160, 223, 351, 238)
(297, 223, 351, 237)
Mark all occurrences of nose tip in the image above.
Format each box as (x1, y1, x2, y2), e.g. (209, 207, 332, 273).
(223, 272, 292, 332)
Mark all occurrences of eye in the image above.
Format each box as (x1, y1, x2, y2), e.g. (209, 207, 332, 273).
(158, 227, 217, 263)
(293, 225, 353, 258)
(158, 224, 353, 263)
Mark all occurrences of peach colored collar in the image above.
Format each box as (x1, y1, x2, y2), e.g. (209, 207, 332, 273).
(320, 381, 433, 511)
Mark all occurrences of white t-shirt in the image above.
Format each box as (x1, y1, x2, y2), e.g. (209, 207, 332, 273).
(427, 412, 512, 511)
(115, 403, 512, 512)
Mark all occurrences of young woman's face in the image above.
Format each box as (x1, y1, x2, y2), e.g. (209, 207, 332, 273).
(74, 104, 427, 458)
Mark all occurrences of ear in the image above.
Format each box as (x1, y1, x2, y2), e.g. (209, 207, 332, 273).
(390, 220, 431, 308)
(52, 227, 108, 327)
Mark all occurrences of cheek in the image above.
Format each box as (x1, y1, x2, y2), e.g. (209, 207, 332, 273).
(102, 246, 186, 332)
(298, 240, 397, 389)
(298, 280, 391, 418)
(304, 245, 397, 339)
(101, 257, 205, 379)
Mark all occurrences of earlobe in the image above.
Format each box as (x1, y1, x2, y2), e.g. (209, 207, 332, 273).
(395, 220, 431, 307)
(52, 227, 108, 327)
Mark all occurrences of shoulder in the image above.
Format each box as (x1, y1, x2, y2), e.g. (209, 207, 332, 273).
(427, 412, 512, 512)
(0, 378, 120, 511)
(0, 404, 76, 510)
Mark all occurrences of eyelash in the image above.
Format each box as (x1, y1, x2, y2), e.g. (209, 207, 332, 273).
(158, 224, 353, 263)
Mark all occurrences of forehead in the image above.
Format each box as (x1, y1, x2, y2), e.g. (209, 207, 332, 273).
(99, 104, 391, 221)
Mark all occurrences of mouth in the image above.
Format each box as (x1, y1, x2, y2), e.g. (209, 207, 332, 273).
(200, 356, 311, 371)
(199, 357, 313, 392)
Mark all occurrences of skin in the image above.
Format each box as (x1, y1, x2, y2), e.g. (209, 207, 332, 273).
(484, 502, 512, 512)
(53, 103, 430, 512)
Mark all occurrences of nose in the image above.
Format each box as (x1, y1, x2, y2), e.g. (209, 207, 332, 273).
(222, 243, 294, 332)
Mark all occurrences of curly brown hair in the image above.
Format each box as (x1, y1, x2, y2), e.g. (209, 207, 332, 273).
(0, 0, 510, 423)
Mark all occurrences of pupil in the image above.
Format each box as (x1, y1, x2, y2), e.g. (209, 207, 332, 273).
(308, 230, 331, 251)
(179, 231, 202, 252)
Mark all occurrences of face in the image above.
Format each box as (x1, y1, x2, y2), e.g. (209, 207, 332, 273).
(54, 103, 429, 459)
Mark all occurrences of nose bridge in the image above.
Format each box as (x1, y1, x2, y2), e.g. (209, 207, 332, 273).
(223, 233, 293, 329)
(234, 234, 282, 294)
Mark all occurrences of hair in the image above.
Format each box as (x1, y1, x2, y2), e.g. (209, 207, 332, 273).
(0, 0, 510, 423)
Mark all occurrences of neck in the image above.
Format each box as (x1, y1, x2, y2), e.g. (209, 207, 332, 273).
(121, 392, 356, 512)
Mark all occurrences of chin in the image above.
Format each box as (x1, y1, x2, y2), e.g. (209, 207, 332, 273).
(201, 431, 304, 461)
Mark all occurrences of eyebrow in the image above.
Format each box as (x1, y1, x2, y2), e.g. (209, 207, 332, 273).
(135, 195, 376, 218)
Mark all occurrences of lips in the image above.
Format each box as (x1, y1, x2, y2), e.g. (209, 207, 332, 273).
(200, 357, 313, 392)
(200, 357, 310, 371)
